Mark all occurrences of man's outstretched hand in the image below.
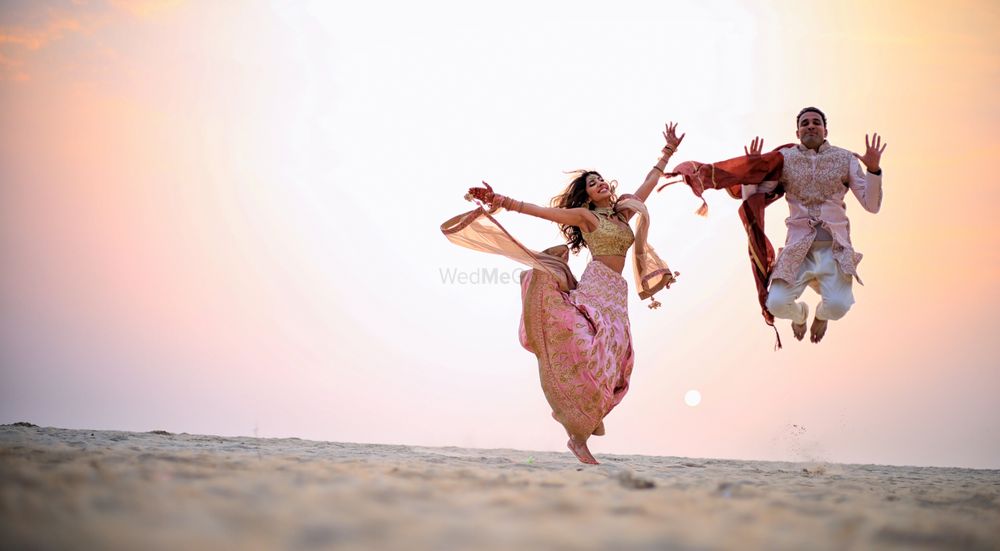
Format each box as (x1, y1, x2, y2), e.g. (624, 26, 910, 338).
(854, 132, 887, 173)
(744, 136, 763, 158)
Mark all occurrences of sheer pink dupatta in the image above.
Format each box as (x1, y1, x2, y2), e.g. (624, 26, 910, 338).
(616, 194, 678, 308)
(441, 195, 677, 308)
(440, 207, 578, 291)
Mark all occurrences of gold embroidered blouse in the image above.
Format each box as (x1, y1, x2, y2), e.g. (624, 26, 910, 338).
(582, 210, 634, 256)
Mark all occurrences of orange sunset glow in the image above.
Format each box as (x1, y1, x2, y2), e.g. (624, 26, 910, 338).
(1, 0, 998, 468)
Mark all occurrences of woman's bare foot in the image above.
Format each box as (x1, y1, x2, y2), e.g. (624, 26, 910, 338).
(792, 303, 808, 341)
(592, 421, 605, 436)
(810, 316, 829, 343)
(567, 438, 599, 465)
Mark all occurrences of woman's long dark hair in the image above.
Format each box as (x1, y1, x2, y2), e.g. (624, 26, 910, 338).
(550, 170, 603, 254)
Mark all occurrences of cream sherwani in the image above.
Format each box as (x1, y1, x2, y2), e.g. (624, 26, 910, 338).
(742, 141, 883, 322)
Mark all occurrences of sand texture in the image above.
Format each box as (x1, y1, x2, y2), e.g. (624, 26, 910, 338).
(1, 425, 998, 550)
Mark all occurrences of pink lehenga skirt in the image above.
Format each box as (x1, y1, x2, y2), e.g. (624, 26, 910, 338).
(519, 259, 634, 439)
(442, 202, 674, 439)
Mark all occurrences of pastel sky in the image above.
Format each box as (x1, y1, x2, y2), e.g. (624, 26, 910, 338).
(2, 0, 998, 468)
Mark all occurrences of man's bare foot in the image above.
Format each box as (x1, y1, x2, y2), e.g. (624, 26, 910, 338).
(791, 303, 809, 341)
(792, 320, 807, 341)
(810, 316, 829, 343)
(592, 421, 605, 436)
(567, 438, 599, 465)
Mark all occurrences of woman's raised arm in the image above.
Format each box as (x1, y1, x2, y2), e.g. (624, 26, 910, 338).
(631, 121, 685, 204)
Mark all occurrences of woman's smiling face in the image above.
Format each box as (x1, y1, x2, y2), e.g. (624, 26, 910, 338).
(585, 173, 612, 203)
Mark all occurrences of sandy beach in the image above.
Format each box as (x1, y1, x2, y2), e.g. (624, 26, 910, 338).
(1, 424, 997, 550)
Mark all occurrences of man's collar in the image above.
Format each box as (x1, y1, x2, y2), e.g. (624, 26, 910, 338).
(796, 140, 831, 153)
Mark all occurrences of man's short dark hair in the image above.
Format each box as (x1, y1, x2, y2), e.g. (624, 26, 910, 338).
(797, 106, 827, 127)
